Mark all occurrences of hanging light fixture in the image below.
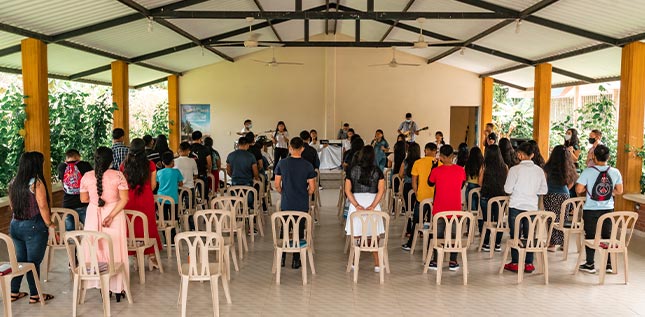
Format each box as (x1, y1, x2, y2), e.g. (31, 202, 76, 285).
(147, 17, 154, 33)
(460, 47, 466, 55)
(515, 19, 522, 34)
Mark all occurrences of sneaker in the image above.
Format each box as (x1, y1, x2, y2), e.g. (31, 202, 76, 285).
(401, 244, 411, 251)
(314, 219, 319, 224)
(428, 261, 438, 270)
(524, 264, 535, 273)
(374, 266, 381, 273)
(494, 244, 502, 252)
(606, 263, 613, 274)
(579, 262, 596, 274)
(481, 244, 490, 252)
(504, 262, 519, 272)
(449, 261, 460, 271)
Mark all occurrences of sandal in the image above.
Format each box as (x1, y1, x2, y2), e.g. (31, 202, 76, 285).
(148, 256, 160, 271)
(11, 292, 28, 302)
(29, 294, 54, 303)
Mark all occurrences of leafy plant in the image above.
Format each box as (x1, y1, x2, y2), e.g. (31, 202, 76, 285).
(0, 85, 26, 196)
(492, 83, 534, 140)
(130, 101, 171, 139)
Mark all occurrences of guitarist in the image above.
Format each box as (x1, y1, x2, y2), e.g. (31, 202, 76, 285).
(397, 113, 419, 143)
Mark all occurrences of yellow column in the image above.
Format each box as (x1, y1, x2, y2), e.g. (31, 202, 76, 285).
(168, 75, 180, 152)
(111, 61, 129, 143)
(533, 63, 552, 158)
(616, 42, 645, 210)
(480, 77, 493, 149)
(21, 38, 52, 185)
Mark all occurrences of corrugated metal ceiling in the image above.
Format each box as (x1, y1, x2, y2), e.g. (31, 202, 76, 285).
(146, 46, 223, 71)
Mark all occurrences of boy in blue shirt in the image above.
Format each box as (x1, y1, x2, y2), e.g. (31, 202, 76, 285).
(157, 151, 183, 242)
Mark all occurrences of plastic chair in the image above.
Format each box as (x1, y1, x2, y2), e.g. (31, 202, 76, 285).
(391, 175, 405, 219)
(193, 209, 240, 280)
(553, 197, 585, 260)
(227, 186, 264, 241)
(0, 232, 46, 316)
(271, 211, 316, 285)
(179, 187, 195, 231)
(477, 196, 510, 258)
(337, 171, 347, 220)
(574, 211, 638, 285)
(206, 173, 218, 200)
(499, 211, 555, 284)
(175, 232, 231, 317)
(423, 211, 475, 285)
(400, 190, 416, 239)
(382, 168, 391, 212)
(124, 210, 163, 284)
(43, 207, 79, 282)
(257, 174, 271, 212)
(410, 198, 433, 260)
(64, 231, 133, 317)
(466, 188, 482, 245)
(194, 179, 208, 211)
(211, 196, 248, 259)
(259, 173, 273, 208)
(314, 168, 322, 207)
(217, 168, 228, 195)
(154, 195, 180, 259)
(346, 211, 390, 284)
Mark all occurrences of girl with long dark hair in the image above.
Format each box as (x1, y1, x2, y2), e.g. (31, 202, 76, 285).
(80, 147, 130, 299)
(464, 146, 484, 212)
(8, 152, 55, 303)
(271, 121, 289, 180)
(120, 138, 162, 270)
(456, 143, 469, 167)
(204, 136, 221, 191)
(564, 128, 581, 169)
(344, 145, 386, 272)
(543, 145, 578, 250)
(401, 142, 421, 236)
(371, 129, 390, 171)
(499, 138, 519, 168)
(434, 131, 446, 150)
(152, 134, 170, 168)
(478, 144, 508, 252)
(343, 137, 364, 172)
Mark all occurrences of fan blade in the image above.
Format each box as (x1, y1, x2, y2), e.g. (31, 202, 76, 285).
(425, 40, 462, 44)
(395, 63, 420, 66)
(275, 62, 304, 65)
(368, 63, 391, 67)
(252, 59, 271, 64)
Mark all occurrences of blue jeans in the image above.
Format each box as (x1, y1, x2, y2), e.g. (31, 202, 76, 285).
(10, 216, 48, 295)
(465, 183, 480, 212)
(509, 208, 533, 264)
(479, 197, 502, 246)
(65, 206, 87, 232)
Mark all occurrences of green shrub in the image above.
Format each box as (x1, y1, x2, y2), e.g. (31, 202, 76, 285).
(0, 86, 26, 196)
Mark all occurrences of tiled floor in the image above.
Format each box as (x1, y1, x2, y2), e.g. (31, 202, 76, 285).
(7, 189, 645, 316)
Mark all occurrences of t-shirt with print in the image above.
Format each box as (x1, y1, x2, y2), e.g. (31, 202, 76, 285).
(411, 156, 442, 202)
(226, 149, 257, 185)
(577, 165, 623, 210)
(429, 164, 466, 214)
(174, 156, 198, 188)
(57, 160, 93, 209)
(275, 157, 316, 212)
(156, 168, 183, 205)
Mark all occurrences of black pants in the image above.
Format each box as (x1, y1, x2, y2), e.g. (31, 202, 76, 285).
(406, 201, 431, 245)
(583, 209, 613, 264)
(280, 212, 307, 260)
(273, 148, 289, 179)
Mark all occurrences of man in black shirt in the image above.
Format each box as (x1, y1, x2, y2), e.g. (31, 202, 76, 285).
(299, 130, 320, 170)
(57, 149, 93, 231)
(246, 132, 268, 211)
(190, 130, 212, 194)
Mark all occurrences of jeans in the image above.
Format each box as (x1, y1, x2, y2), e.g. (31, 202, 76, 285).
(65, 206, 87, 232)
(10, 215, 48, 295)
(430, 218, 458, 262)
(402, 183, 414, 211)
(465, 183, 480, 212)
(479, 197, 502, 246)
(405, 201, 431, 246)
(583, 209, 613, 265)
(508, 208, 533, 264)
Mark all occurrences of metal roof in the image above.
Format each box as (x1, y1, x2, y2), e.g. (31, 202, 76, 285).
(0, 0, 642, 89)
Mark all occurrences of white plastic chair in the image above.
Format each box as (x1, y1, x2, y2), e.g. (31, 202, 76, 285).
(478, 196, 510, 258)
(391, 175, 405, 219)
(400, 190, 416, 239)
(193, 209, 240, 280)
(124, 210, 163, 284)
(554, 197, 585, 260)
(194, 179, 208, 211)
(227, 186, 264, 241)
(154, 195, 180, 259)
(410, 198, 433, 260)
(346, 211, 391, 284)
(466, 187, 482, 245)
(43, 207, 79, 281)
(271, 211, 316, 285)
(211, 196, 249, 258)
(179, 187, 195, 231)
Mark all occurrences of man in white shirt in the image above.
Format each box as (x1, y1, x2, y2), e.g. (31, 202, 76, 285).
(237, 119, 253, 136)
(174, 141, 198, 192)
(503, 142, 547, 274)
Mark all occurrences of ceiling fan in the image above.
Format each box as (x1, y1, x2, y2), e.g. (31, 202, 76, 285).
(410, 18, 462, 48)
(210, 17, 278, 48)
(369, 47, 420, 67)
(253, 46, 304, 67)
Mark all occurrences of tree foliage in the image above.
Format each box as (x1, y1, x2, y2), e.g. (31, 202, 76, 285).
(130, 101, 170, 139)
(0, 86, 26, 196)
(492, 83, 534, 140)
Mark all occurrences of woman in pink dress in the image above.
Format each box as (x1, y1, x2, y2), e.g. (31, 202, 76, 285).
(121, 138, 163, 270)
(80, 146, 130, 300)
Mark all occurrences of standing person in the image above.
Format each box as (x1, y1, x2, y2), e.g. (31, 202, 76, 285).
(80, 147, 130, 300)
(344, 146, 386, 273)
(464, 147, 484, 212)
(478, 144, 508, 252)
(503, 142, 548, 273)
(527, 140, 546, 168)
(174, 142, 198, 200)
(585, 129, 603, 167)
(226, 137, 259, 186)
(565, 128, 581, 169)
(397, 113, 419, 143)
(499, 138, 519, 168)
(485, 132, 498, 149)
(156, 152, 183, 244)
(204, 136, 221, 192)
(274, 137, 316, 269)
(483, 122, 495, 144)
(237, 119, 253, 136)
(433, 131, 446, 150)
(300, 131, 320, 170)
(152, 134, 170, 168)
(543, 145, 578, 251)
(400, 142, 420, 235)
(246, 132, 266, 174)
(371, 129, 390, 171)
(271, 121, 290, 180)
(402, 143, 441, 251)
(576, 145, 623, 274)
(189, 131, 212, 193)
(456, 143, 469, 167)
(57, 149, 93, 231)
(8, 152, 55, 303)
(120, 138, 163, 270)
(111, 128, 128, 170)
(426, 145, 467, 271)
(337, 123, 350, 140)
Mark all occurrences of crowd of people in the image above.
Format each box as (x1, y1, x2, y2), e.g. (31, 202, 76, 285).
(4, 113, 625, 304)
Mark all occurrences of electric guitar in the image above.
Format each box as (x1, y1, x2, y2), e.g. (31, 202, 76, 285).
(402, 126, 429, 141)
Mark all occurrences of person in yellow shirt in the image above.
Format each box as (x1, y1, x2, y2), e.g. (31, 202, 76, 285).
(402, 143, 441, 251)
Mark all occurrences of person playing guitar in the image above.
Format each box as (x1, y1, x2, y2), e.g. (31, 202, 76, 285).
(397, 113, 428, 142)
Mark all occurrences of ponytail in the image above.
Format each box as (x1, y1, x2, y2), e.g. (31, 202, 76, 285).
(93, 146, 114, 208)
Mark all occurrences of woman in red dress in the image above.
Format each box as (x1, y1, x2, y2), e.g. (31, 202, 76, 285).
(121, 138, 162, 270)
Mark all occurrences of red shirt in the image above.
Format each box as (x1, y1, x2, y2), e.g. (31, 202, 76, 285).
(428, 164, 466, 215)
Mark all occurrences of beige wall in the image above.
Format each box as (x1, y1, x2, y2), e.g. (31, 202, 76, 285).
(179, 42, 482, 155)
(449, 106, 479, 148)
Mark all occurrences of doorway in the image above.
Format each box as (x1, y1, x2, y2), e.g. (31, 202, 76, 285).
(450, 106, 479, 147)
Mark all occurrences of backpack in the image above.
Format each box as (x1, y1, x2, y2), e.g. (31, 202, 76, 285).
(587, 166, 613, 201)
(63, 161, 82, 195)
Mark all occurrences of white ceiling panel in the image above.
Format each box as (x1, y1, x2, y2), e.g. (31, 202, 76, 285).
(0, 52, 21, 70)
(386, 19, 504, 43)
(492, 66, 580, 88)
(397, 47, 450, 60)
(551, 47, 622, 79)
(484, 0, 542, 11)
(224, 26, 279, 42)
(178, 0, 257, 11)
(474, 21, 600, 60)
(535, 0, 645, 39)
(168, 19, 252, 40)
(0, 0, 133, 35)
(440, 48, 521, 75)
(136, 0, 178, 9)
(129, 65, 171, 86)
(273, 20, 326, 41)
(342, 0, 406, 11)
(68, 19, 191, 58)
(146, 46, 224, 72)
(409, 0, 491, 12)
(338, 20, 391, 42)
(0, 32, 23, 50)
(216, 47, 268, 60)
(83, 70, 112, 85)
(47, 45, 114, 76)
(260, 0, 325, 11)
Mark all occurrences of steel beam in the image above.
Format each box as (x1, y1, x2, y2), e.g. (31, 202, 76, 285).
(379, 0, 416, 42)
(150, 10, 515, 20)
(68, 65, 112, 80)
(0, 44, 21, 57)
(493, 79, 527, 91)
(552, 67, 595, 83)
(205, 41, 455, 47)
(133, 77, 168, 89)
(253, 0, 283, 42)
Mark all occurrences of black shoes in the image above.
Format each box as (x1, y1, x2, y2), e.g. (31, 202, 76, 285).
(292, 254, 301, 269)
(281, 253, 286, 267)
